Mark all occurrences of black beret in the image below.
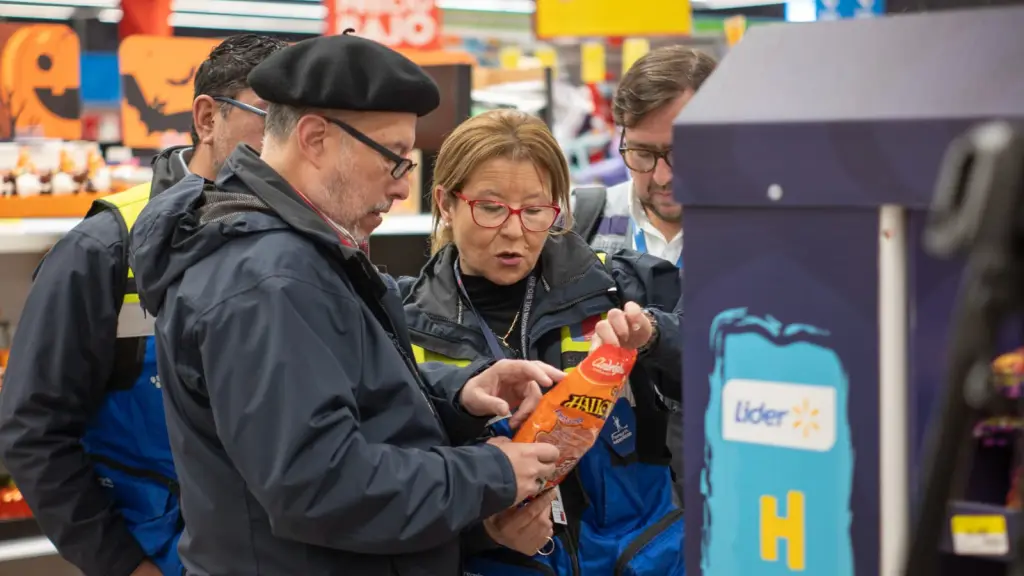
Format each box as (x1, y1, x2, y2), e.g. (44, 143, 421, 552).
(247, 30, 440, 117)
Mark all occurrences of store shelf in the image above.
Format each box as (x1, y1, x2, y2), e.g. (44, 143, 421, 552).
(0, 219, 79, 255)
(0, 536, 55, 562)
(942, 500, 1020, 561)
(0, 214, 434, 256)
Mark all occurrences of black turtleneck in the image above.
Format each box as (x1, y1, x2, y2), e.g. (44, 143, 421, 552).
(459, 267, 530, 357)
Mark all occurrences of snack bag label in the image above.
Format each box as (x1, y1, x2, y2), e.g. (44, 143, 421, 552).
(513, 344, 638, 490)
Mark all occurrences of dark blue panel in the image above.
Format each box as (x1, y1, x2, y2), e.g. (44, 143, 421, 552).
(80, 52, 121, 105)
(676, 7, 1024, 124)
(673, 119, 984, 209)
(683, 207, 879, 575)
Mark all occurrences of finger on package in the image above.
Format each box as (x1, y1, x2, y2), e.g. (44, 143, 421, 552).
(486, 436, 511, 446)
(531, 361, 567, 383)
(509, 383, 543, 428)
(609, 311, 630, 340)
(594, 321, 620, 349)
(514, 361, 562, 387)
(533, 442, 561, 463)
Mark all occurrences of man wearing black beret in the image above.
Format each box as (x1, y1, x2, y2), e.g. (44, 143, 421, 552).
(126, 32, 564, 575)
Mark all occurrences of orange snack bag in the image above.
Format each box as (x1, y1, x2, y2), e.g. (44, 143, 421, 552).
(512, 344, 638, 490)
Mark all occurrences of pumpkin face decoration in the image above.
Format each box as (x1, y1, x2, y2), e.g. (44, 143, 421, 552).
(0, 24, 82, 140)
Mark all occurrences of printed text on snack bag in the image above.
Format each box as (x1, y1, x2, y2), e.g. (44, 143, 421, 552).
(560, 394, 613, 419)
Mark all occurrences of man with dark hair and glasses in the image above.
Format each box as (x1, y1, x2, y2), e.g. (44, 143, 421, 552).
(0, 34, 286, 576)
(126, 32, 566, 575)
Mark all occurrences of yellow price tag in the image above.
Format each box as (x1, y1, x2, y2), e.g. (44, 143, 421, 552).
(499, 46, 522, 71)
(951, 515, 1007, 535)
(621, 38, 650, 76)
(950, 514, 1009, 556)
(535, 46, 557, 71)
(580, 42, 606, 84)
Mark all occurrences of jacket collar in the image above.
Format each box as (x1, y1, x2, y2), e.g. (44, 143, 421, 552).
(405, 230, 615, 323)
(217, 144, 385, 293)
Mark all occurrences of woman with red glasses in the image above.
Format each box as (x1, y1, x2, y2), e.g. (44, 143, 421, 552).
(399, 109, 684, 576)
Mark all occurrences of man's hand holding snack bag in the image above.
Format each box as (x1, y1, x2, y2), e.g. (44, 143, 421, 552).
(483, 437, 558, 555)
(459, 360, 566, 503)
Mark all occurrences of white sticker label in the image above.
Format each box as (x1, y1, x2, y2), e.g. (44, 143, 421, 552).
(551, 486, 567, 525)
(721, 379, 837, 452)
(952, 532, 1010, 556)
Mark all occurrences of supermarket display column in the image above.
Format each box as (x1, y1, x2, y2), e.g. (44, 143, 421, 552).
(674, 7, 1024, 576)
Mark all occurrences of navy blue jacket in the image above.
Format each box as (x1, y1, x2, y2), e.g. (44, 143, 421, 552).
(401, 235, 685, 576)
(0, 147, 191, 576)
(129, 145, 517, 576)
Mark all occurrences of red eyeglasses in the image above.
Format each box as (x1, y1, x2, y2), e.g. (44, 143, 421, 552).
(454, 192, 561, 232)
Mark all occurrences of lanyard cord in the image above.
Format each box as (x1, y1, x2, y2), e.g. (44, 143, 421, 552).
(630, 217, 683, 269)
(453, 260, 537, 360)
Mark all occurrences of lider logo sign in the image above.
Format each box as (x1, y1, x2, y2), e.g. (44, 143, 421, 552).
(721, 379, 836, 452)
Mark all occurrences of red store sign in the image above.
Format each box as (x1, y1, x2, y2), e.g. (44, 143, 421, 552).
(325, 0, 441, 51)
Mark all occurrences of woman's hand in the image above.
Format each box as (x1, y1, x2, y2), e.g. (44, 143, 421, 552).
(590, 301, 654, 351)
(461, 360, 565, 428)
(483, 488, 557, 556)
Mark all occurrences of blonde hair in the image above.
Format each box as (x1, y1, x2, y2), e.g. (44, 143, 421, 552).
(430, 109, 572, 254)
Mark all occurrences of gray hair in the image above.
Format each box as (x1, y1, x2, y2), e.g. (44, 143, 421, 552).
(264, 103, 310, 141)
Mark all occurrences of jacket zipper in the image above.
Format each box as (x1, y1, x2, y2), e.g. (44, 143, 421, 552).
(613, 508, 684, 576)
(90, 453, 179, 495)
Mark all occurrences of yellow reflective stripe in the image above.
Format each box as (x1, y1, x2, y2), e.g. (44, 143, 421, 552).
(102, 182, 152, 231)
(95, 183, 152, 334)
(102, 184, 150, 284)
(596, 251, 607, 264)
(410, 344, 471, 367)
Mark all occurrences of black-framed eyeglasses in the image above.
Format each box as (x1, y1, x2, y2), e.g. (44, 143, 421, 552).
(454, 192, 561, 232)
(320, 115, 417, 180)
(213, 96, 267, 118)
(618, 131, 672, 173)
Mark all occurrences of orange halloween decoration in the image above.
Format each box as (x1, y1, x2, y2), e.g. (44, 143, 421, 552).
(119, 35, 221, 149)
(0, 24, 82, 140)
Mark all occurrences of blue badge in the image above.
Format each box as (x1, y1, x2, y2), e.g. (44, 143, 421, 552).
(600, 398, 637, 458)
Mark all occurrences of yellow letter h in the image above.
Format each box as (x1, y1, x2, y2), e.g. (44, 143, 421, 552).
(759, 490, 805, 571)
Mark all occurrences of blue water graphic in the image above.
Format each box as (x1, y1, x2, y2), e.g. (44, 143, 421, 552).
(702, 308, 854, 575)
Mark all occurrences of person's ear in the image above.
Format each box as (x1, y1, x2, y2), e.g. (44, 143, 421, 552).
(434, 186, 453, 224)
(295, 115, 329, 169)
(192, 95, 217, 145)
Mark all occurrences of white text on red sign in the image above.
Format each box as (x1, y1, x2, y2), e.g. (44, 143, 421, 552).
(334, 0, 439, 49)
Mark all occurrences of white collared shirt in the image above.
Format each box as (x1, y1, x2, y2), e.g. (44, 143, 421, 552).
(628, 181, 683, 266)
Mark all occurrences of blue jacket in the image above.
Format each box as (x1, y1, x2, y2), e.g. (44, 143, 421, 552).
(400, 234, 685, 576)
(0, 146, 193, 576)
(128, 144, 517, 575)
